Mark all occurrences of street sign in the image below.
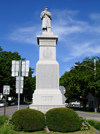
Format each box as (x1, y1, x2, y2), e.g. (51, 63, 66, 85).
(16, 77, 24, 89)
(3, 85, 10, 116)
(3, 85, 10, 95)
(16, 89, 23, 94)
(12, 60, 19, 76)
(22, 60, 29, 76)
(16, 77, 24, 94)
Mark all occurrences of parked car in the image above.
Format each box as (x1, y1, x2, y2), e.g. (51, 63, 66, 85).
(69, 101, 80, 106)
(0, 101, 8, 107)
(64, 102, 68, 107)
(9, 100, 18, 106)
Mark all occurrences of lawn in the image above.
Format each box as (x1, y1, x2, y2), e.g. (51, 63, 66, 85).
(0, 115, 96, 134)
(8, 126, 95, 134)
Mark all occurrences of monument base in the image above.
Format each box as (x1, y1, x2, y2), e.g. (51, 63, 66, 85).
(29, 104, 65, 113)
(29, 89, 65, 113)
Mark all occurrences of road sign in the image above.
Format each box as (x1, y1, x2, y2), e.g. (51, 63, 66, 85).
(3, 85, 10, 95)
(22, 61, 29, 77)
(3, 85, 10, 116)
(16, 77, 24, 94)
(11, 60, 19, 76)
(16, 89, 23, 94)
(16, 77, 24, 89)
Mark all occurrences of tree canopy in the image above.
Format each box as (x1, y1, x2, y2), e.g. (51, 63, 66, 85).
(0, 46, 36, 101)
(60, 56, 100, 102)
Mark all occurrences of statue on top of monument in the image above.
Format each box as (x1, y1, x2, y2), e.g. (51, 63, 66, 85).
(40, 6, 52, 32)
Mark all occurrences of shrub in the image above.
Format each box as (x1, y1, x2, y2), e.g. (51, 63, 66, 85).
(80, 117, 90, 131)
(0, 115, 9, 127)
(0, 122, 15, 134)
(46, 107, 81, 132)
(12, 109, 46, 132)
(87, 119, 100, 130)
(0, 116, 16, 134)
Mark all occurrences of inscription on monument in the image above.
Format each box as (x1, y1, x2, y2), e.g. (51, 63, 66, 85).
(43, 48, 53, 59)
(41, 42, 55, 46)
(38, 106, 53, 111)
(41, 96, 53, 101)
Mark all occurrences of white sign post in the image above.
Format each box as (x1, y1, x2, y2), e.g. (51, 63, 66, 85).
(11, 60, 29, 110)
(3, 85, 10, 116)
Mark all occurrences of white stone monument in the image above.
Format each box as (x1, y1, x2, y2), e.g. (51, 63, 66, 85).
(29, 7, 65, 113)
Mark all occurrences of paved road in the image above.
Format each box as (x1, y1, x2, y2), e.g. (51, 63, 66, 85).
(76, 111, 100, 121)
(0, 105, 29, 116)
(0, 105, 100, 121)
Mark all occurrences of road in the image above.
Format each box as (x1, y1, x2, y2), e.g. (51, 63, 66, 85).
(0, 105, 29, 117)
(76, 111, 100, 121)
(0, 105, 100, 121)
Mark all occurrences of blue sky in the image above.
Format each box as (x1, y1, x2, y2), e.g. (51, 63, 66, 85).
(1, 0, 100, 77)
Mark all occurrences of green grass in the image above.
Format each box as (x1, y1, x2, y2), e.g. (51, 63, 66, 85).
(87, 119, 100, 130)
(0, 115, 9, 127)
(9, 126, 96, 134)
(0, 125, 96, 134)
(18, 127, 95, 134)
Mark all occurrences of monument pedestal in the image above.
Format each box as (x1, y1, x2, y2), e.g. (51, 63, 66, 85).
(29, 33, 65, 113)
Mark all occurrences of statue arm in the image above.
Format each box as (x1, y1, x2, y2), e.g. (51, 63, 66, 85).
(40, 11, 45, 19)
(40, 11, 52, 20)
(45, 11, 52, 19)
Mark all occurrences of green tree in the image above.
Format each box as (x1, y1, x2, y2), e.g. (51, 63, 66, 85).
(60, 56, 100, 104)
(0, 46, 36, 101)
(21, 68, 36, 101)
(0, 46, 3, 54)
(0, 49, 21, 98)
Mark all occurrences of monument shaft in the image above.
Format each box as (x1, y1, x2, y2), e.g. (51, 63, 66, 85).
(29, 7, 65, 113)
(36, 37, 59, 90)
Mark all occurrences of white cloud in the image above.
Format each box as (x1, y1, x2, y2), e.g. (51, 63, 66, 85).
(90, 13, 100, 21)
(52, 11, 100, 62)
(8, 26, 41, 45)
(8, 9, 100, 62)
(63, 56, 76, 62)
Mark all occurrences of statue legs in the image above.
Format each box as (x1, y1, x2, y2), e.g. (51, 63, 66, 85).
(47, 27, 51, 32)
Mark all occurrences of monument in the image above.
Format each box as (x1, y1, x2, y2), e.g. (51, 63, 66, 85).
(29, 7, 65, 113)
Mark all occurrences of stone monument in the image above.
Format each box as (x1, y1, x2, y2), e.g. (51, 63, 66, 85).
(29, 7, 65, 113)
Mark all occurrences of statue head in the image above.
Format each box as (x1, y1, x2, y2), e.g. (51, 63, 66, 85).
(45, 6, 48, 11)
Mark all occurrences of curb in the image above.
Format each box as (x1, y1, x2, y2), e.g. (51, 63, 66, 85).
(94, 128, 99, 134)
